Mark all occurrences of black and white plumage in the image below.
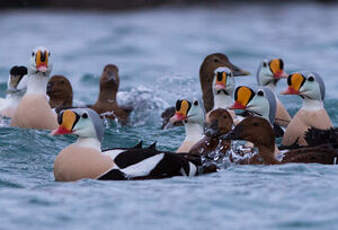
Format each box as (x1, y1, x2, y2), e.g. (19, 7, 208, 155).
(98, 148, 215, 180)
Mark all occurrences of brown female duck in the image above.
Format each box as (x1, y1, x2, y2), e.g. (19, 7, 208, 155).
(189, 108, 233, 157)
(47, 75, 73, 112)
(222, 116, 338, 165)
(89, 64, 133, 124)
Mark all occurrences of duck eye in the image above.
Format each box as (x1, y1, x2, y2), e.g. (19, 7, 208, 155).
(308, 76, 314, 82)
(82, 113, 88, 119)
(32, 52, 35, 57)
(263, 62, 267, 67)
(257, 91, 264, 96)
(214, 59, 219, 63)
(253, 122, 259, 127)
(60, 80, 65, 84)
(193, 100, 198, 106)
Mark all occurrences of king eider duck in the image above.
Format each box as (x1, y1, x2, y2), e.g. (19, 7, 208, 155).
(256, 58, 291, 127)
(89, 64, 133, 125)
(11, 47, 58, 130)
(52, 108, 214, 181)
(161, 53, 249, 129)
(229, 86, 281, 160)
(47, 75, 73, 113)
(206, 67, 237, 121)
(0, 66, 28, 118)
(168, 99, 204, 153)
(281, 72, 333, 147)
(222, 116, 338, 165)
(231, 86, 286, 137)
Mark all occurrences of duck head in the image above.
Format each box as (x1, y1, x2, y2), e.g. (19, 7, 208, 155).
(257, 58, 287, 87)
(281, 72, 325, 101)
(169, 99, 204, 126)
(8, 66, 28, 93)
(99, 64, 119, 101)
(29, 47, 53, 76)
(200, 53, 250, 113)
(213, 67, 235, 97)
(231, 86, 276, 125)
(52, 108, 105, 143)
(47, 75, 73, 109)
(221, 116, 275, 151)
(204, 108, 233, 137)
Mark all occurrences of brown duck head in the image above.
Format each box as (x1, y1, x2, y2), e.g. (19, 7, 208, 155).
(98, 64, 119, 103)
(47, 75, 73, 109)
(204, 108, 233, 137)
(222, 116, 275, 151)
(200, 53, 250, 113)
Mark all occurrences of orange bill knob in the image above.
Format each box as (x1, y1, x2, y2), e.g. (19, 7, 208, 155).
(214, 71, 227, 90)
(281, 73, 305, 95)
(269, 59, 287, 79)
(36, 50, 49, 72)
(230, 86, 255, 110)
(51, 110, 78, 135)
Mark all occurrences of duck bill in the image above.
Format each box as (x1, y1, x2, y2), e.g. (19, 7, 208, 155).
(220, 129, 238, 140)
(169, 113, 187, 124)
(228, 63, 250, 77)
(37, 64, 48, 73)
(51, 126, 73, 136)
(214, 83, 226, 91)
(229, 101, 247, 110)
(274, 70, 288, 79)
(281, 87, 300, 95)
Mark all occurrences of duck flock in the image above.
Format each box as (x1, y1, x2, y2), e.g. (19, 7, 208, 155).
(1, 46, 337, 182)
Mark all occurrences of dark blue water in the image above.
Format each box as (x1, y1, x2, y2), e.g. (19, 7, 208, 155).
(1, 3, 338, 229)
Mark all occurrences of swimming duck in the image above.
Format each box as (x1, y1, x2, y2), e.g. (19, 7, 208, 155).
(231, 86, 276, 126)
(89, 64, 132, 125)
(168, 99, 204, 152)
(222, 116, 338, 165)
(47, 75, 73, 113)
(52, 108, 212, 181)
(256, 58, 291, 127)
(0, 66, 28, 118)
(206, 67, 237, 120)
(11, 47, 58, 130)
(281, 72, 332, 147)
(161, 53, 249, 129)
(230, 86, 283, 160)
(189, 108, 233, 157)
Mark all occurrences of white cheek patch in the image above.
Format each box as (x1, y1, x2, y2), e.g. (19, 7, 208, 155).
(119, 153, 165, 177)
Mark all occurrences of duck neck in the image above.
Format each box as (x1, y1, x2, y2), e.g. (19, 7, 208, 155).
(213, 93, 233, 109)
(256, 144, 279, 165)
(184, 122, 204, 142)
(98, 86, 117, 104)
(302, 98, 323, 111)
(50, 96, 73, 108)
(75, 137, 101, 151)
(27, 73, 49, 95)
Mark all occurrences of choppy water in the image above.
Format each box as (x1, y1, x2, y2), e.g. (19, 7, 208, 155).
(1, 3, 338, 229)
